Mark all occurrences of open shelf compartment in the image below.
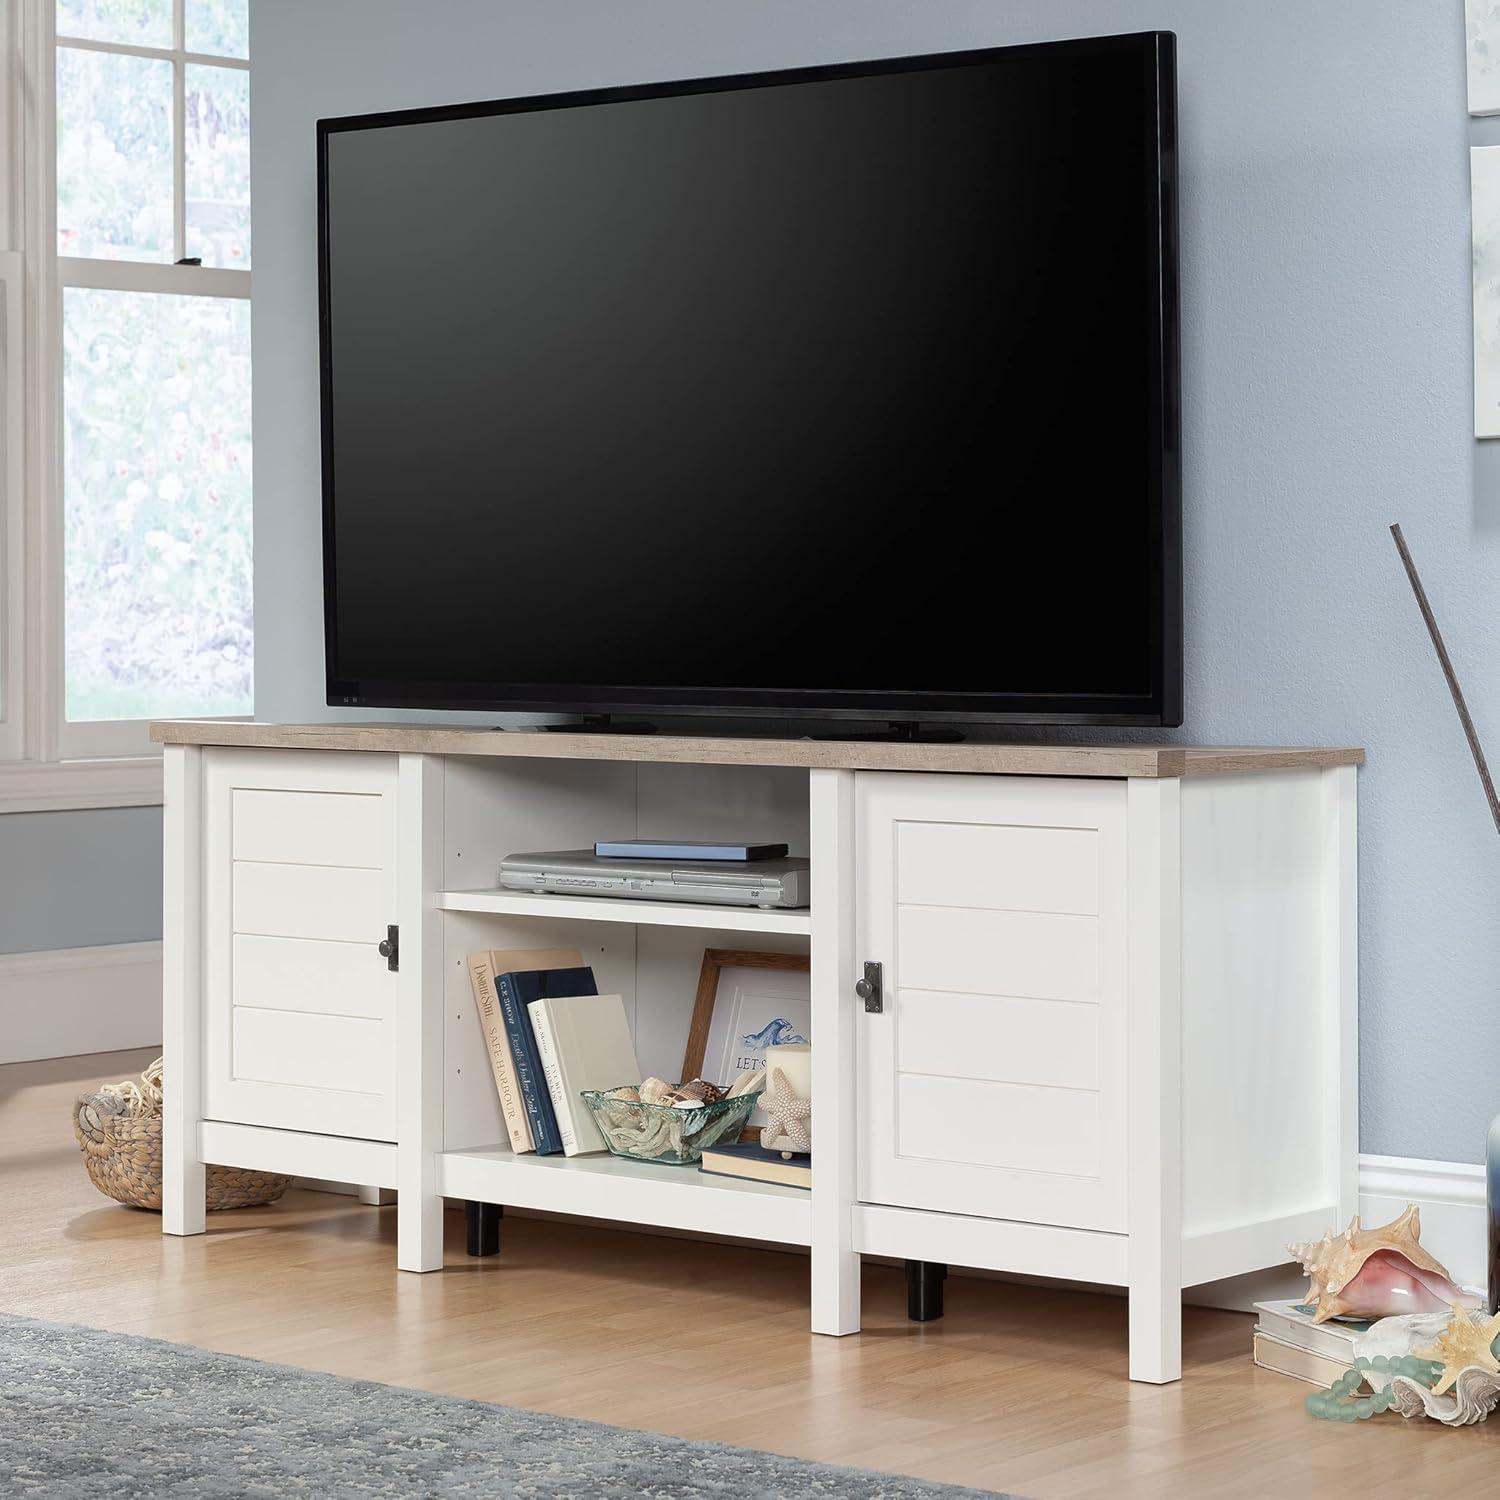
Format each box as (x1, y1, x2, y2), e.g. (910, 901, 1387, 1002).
(440, 754, 814, 1211)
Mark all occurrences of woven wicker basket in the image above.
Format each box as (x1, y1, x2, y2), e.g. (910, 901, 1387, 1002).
(72, 1057, 291, 1212)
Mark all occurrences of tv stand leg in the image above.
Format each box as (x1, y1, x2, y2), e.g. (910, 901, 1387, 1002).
(906, 1259, 947, 1321)
(465, 1200, 502, 1257)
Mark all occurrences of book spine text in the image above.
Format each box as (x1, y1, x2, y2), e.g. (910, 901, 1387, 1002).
(467, 952, 534, 1153)
(528, 1001, 578, 1155)
(495, 971, 561, 1154)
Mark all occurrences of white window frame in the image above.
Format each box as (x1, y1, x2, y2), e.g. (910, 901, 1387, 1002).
(1, 0, 250, 809)
(1, 244, 22, 771)
(2, 0, 26, 770)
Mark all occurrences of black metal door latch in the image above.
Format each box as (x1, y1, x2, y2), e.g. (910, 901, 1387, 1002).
(378, 924, 399, 972)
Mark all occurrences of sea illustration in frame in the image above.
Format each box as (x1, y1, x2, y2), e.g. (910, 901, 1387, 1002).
(698, 961, 811, 1129)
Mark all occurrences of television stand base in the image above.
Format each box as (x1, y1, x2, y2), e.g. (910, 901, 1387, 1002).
(512, 716, 965, 742)
(806, 721, 966, 744)
(538, 715, 660, 735)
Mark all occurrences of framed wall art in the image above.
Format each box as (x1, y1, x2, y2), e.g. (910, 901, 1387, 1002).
(682, 948, 810, 1129)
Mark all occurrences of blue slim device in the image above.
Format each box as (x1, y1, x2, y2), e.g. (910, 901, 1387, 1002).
(593, 839, 788, 862)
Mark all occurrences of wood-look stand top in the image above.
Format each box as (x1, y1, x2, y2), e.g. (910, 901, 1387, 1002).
(150, 721, 1364, 779)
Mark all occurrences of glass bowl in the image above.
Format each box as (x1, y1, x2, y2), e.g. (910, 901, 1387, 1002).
(580, 1087, 757, 1165)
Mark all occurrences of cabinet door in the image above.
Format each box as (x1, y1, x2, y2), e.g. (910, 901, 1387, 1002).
(856, 773, 1128, 1231)
(203, 749, 400, 1141)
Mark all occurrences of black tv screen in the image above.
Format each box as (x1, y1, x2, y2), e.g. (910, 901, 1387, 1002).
(319, 32, 1181, 726)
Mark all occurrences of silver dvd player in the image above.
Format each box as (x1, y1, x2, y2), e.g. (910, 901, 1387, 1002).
(498, 850, 810, 909)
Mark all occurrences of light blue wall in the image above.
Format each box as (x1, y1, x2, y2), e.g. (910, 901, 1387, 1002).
(0, 808, 162, 954)
(252, 0, 1496, 1164)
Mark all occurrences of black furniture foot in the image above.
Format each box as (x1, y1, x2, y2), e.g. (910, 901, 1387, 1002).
(466, 1200, 502, 1257)
(905, 1259, 947, 1321)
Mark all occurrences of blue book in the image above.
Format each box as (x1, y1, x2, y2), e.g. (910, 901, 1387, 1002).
(495, 965, 597, 1155)
(698, 1140, 810, 1190)
(593, 839, 788, 862)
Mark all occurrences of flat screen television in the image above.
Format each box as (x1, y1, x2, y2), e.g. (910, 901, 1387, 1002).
(318, 31, 1181, 727)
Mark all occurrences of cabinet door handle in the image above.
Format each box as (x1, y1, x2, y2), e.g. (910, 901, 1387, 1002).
(377, 924, 399, 972)
(855, 960, 883, 1013)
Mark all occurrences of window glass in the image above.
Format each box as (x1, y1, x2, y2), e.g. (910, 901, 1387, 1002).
(63, 287, 253, 720)
(185, 64, 250, 267)
(185, 0, 249, 60)
(57, 47, 174, 262)
(56, 0, 172, 49)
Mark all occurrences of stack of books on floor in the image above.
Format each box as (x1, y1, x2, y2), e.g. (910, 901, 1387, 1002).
(1252, 1300, 1370, 1385)
(467, 947, 640, 1156)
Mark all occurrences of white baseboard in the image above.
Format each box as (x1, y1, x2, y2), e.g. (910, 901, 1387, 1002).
(0, 941, 163, 1065)
(1359, 1152, 1485, 1290)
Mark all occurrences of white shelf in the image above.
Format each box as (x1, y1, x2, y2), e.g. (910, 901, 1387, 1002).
(437, 1144, 812, 1246)
(436, 886, 812, 935)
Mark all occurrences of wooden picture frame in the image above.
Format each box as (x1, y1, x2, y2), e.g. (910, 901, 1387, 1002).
(683, 947, 811, 1143)
(682, 947, 811, 1089)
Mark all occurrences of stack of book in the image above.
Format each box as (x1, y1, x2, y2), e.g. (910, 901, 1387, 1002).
(699, 1140, 811, 1189)
(1252, 1299, 1370, 1386)
(467, 947, 640, 1156)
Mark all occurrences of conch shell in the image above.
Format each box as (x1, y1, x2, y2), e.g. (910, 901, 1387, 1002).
(1288, 1205, 1479, 1323)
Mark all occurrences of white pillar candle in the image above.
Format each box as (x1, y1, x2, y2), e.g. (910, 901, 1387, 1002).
(762, 1042, 811, 1100)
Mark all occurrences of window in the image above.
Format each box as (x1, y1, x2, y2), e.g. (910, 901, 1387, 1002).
(1, 0, 251, 799)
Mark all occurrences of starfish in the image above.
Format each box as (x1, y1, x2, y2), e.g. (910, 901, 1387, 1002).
(1412, 1301, 1500, 1396)
(758, 1065, 811, 1154)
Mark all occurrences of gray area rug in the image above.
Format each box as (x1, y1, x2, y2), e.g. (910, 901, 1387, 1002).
(0, 1313, 1010, 1497)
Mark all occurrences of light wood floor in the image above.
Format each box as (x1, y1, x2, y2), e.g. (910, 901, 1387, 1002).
(3, 1050, 1493, 1496)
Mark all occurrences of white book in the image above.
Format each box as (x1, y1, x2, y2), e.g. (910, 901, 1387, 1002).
(1252, 1299, 1368, 1361)
(527, 992, 639, 1156)
(1252, 1331, 1352, 1388)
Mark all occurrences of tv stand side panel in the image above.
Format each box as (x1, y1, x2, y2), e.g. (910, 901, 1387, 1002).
(809, 767, 859, 1335)
(162, 743, 206, 1239)
(1176, 765, 1358, 1281)
(396, 753, 445, 1272)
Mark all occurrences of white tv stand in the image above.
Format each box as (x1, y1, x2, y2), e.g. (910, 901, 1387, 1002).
(153, 722, 1362, 1384)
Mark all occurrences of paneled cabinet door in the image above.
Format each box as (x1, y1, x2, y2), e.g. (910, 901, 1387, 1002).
(203, 749, 400, 1141)
(856, 773, 1128, 1231)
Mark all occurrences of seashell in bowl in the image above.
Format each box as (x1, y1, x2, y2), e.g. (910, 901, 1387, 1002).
(725, 1069, 768, 1099)
(579, 1087, 759, 1165)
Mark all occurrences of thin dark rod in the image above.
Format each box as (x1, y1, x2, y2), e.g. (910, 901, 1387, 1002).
(1390, 522, 1500, 838)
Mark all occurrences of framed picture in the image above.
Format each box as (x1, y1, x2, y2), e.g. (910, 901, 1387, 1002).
(683, 948, 810, 1131)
